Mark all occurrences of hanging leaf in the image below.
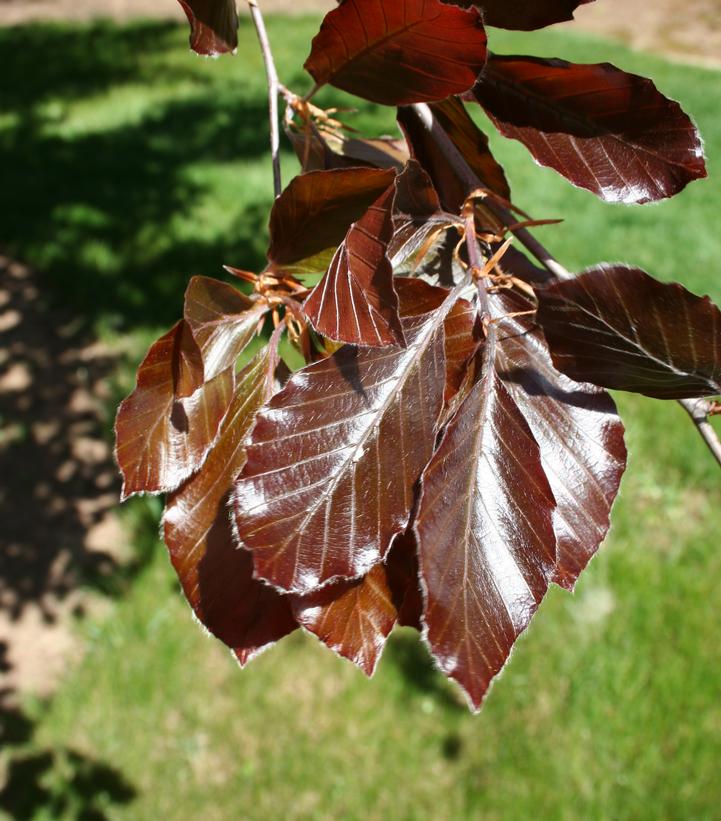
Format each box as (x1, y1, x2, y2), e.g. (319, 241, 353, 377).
(491, 287, 627, 589)
(470, 55, 707, 204)
(304, 184, 406, 346)
(304, 0, 488, 106)
(445, 0, 594, 31)
(287, 128, 409, 173)
(115, 321, 233, 500)
(268, 167, 396, 267)
(398, 97, 510, 212)
(176, 0, 239, 56)
(164, 343, 296, 665)
(184, 276, 268, 383)
(234, 285, 454, 594)
(536, 265, 721, 399)
(415, 347, 557, 710)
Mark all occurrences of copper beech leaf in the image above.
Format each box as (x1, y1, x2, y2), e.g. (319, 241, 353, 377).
(233, 282, 458, 595)
(304, 184, 406, 346)
(491, 287, 627, 589)
(176, 0, 238, 56)
(183, 276, 268, 386)
(164, 342, 296, 665)
(268, 167, 396, 267)
(287, 128, 409, 173)
(470, 55, 707, 204)
(398, 97, 510, 212)
(536, 265, 721, 399)
(304, 0, 488, 106)
(445, 0, 594, 30)
(115, 321, 233, 500)
(415, 342, 557, 710)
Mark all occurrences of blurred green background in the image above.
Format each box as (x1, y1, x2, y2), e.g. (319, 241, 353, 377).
(1, 13, 720, 820)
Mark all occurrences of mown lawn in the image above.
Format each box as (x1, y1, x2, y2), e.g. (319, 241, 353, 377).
(2, 15, 721, 820)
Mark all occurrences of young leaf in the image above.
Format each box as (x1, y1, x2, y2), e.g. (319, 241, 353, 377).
(445, 0, 594, 31)
(268, 167, 396, 267)
(176, 0, 238, 56)
(491, 287, 627, 589)
(304, 0, 488, 106)
(184, 276, 268, 383)
(304, 184, 406, 346)
(536, 265, 721, 399)
(398, 97, 510, 211)
(470, 55, 707, 204)
(415, 354, 557, 711)
(115, 321, 233, 500)
(164, 343, 296, 665)
(233, 287, 453, 595)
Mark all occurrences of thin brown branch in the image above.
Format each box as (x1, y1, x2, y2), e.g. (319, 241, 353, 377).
(409, 103, 721, 471)
(248, 0, 282, 197)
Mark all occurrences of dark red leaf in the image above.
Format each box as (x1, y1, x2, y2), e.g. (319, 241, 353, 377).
(445, 0, 594, 30)
(386, 530, 424, 629)
(184, 276, 268, 383)
(536, 265, 721, 399)
(115, 321, 233, 500)
(491, 287, 627, 589)
(268, 167, 396, 267)
(304, 0, 488, 106)
(176, 0, 238, 56)
(398, 97, 510, 212)
(234, 287, 452, 594)
(471, 55, 707, 204)
(164, 343, 296, 665)
(415, 350, 557, 710)
(304, 184, 406, 346)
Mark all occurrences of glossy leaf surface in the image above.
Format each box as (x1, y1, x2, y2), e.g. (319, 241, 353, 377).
(234, 294, 449, 594)
(165, 344, 295, 665)
(304, 184, 406, 346)
(536, 265, 721, 399)
(415, 354, 557, 710)
(268, 167, 396, 267)
(177, 0, 238, 56)
(115, 321, 233, 500)
(492, 288, 627, 588)
(471, 55, 707, 204)
(446, 0, 593, 30)
(305, 0, 488, 106)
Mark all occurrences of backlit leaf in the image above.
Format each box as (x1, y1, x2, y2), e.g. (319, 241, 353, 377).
(234, 286, 453, 594)
(305, 0, 488, 106)
(304, 184, 406, 346)
(115, 321, 233, 500)
(415, 343, 557, 710)
(536, 265, 721, 399)
(268, 167, 396, 267)
(471, 55, 707, 204)
(176, 0, 238, 56)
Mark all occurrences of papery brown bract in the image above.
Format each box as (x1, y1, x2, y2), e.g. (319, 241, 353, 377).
(491, 287, 627, 588)
(164, 343, 296, 664)
(415, 350, 557, 711)
(304, 0, 488, 106)
(234, 291, 449, 595)
(177, 0, 238, 56)
(471, 55, 707, 204)
(304, 184, 405, 346)
(444, 0, 594, 30)
(536, 265, 721, 398)
(268, 167, 396, 268)
(115, 321, 233, 500)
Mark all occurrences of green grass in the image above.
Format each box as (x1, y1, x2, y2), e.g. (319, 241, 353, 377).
(2, 15, 721, 821)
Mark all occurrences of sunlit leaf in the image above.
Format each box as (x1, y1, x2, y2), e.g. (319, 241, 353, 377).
(471, 55, 707, 204)
(177, 0, 238, 56)
(536, 265, 721, 398)
(305, 0, 488, 106)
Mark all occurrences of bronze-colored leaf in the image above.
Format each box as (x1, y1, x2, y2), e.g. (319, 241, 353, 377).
(115, 321, 233, 500)
(305, 0, 488, 106)
(445, 0, 594, 31)
(164, 343, 296, 665)
(176, 0, 238, 56)
(536, 265, 721, 399)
